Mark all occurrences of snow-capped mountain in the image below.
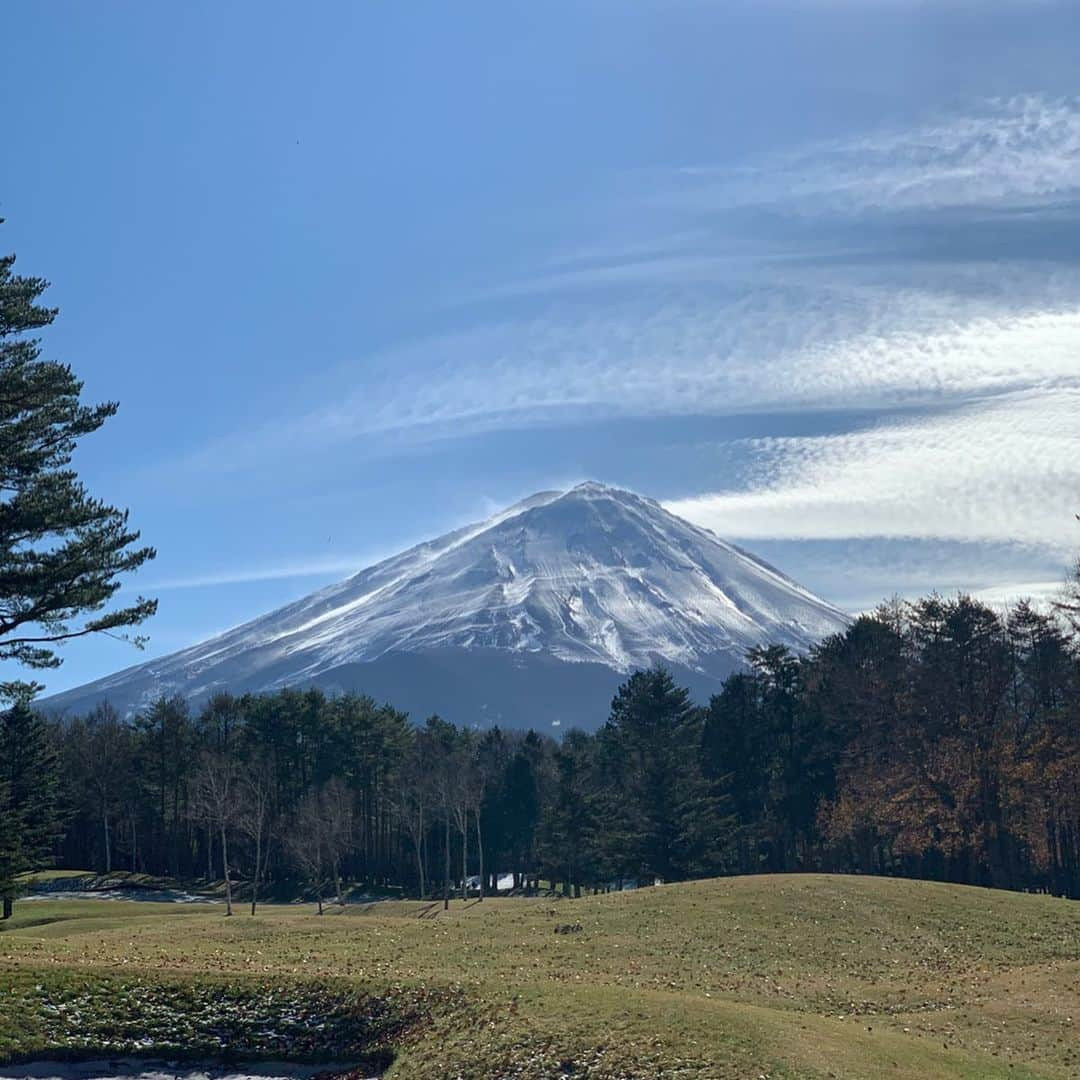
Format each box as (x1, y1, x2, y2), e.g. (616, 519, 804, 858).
(44, 482, 849, 728)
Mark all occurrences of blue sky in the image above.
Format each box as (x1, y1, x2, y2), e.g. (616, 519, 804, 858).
(3, 0, 1079, 694)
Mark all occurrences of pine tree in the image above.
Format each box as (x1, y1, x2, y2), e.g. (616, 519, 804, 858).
(0, 695, 63, 917)
(538, 730, 601, 896)
(745, 644, 814, 871)
(497, 735, 544, 892)
(702, 672, 765, 873)
(0, 226, 156, 702)
(604, 667, 725, 883)
(0, 774, 17, 915)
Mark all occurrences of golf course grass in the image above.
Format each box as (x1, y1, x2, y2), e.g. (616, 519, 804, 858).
(1, 874, 1077, 1078)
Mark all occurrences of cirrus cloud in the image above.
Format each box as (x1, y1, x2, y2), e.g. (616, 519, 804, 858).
(666, 388, 1080, 553)
(671, 95, 1080, 215)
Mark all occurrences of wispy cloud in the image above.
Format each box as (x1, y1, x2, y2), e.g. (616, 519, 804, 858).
(671, 95, 1080, 214)
(666, 388, 1080, 552)
(144, 554, 384, 591)
(169, 257, 1080, 477)
(738, 535, 1071, 614)
(166, 100, 1080, 472)
(968, 580, 1070, 609)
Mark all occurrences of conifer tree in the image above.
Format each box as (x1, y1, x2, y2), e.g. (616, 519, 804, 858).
(0, 695, 63, 917)
(501, 735, 543, 891)
(539, 729, 601, 896)
(604, 667, 724, 882)
(0, 775, 17, 916)
(0, 226, 156, 702)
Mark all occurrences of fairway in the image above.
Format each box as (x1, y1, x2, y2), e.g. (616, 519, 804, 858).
(2, 874, 1077, 1079)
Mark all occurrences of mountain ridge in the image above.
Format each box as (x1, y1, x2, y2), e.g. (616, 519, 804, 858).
(43, 482, 849, 727)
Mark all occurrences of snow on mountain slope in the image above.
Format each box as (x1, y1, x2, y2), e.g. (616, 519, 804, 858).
(43, 482, 849, 719)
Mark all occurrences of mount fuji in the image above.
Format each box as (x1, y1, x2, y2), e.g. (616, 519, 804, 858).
(44, 482, 849, 729)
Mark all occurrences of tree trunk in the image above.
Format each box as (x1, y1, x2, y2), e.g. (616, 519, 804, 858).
(102, 808, 112, 874)
(334, 859, 344, 906)
(2, 896, 12, 920)
(415, 811, 426, 899)
(251, 829, 261, 916)
(419, 818, 427, 899)
(220, 823, 233, 916)
(443, 814, 450, 911)
(460, 821, 468, 902)
(474, 807, 484, 901)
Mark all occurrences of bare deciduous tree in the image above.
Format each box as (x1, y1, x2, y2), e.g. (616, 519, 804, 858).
(190, 750, 240, 916)
(450, 779, 470, 903)
(284, 780, 353, 912)
(78, 703, 127, 874)
(396, 743, 432, 898)
(321, 777, 354, 907)
(238, 759, 275, 915)
(285, 791, 326, 914)
(449, 733, 487, 901)
(1053, 547, 1080, 632)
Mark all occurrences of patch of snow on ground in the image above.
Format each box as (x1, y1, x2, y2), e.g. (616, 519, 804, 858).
(23, 889, 220, 904)
(24, 882, 403, 907)
(464, 873, 517, 891)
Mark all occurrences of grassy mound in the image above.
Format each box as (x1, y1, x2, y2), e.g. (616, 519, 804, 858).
(2, 874, 1077, 1078)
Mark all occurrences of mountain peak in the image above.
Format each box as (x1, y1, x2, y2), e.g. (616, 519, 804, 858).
(44, 486, 849, 726)
(567, 479, 622, 496)
(562, 480, 649, 502)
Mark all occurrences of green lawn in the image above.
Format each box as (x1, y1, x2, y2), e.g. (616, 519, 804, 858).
(2, 874, 1077, 1078)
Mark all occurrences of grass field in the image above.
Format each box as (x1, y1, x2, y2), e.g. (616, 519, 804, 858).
(1, 874, 1078, 1078)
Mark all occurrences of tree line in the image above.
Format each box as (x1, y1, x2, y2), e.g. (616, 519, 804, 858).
(3, 590, 1079, 915)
